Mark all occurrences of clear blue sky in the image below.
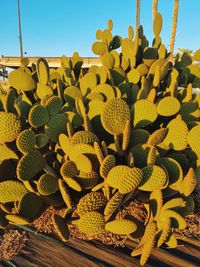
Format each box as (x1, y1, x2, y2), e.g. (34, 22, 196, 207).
(1, 0, 200, 57)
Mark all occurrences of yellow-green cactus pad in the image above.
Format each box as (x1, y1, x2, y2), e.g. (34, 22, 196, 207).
(153, 12, 163, 37)
(107, 165, 129, 189)
(130, 144, 158, 168)
(101, 98, 130, 135)
(147, 128, 168, 146)
(52, 214, 69, 242)
(63, 176, 82, 192)
(28, 104, 49, 128)
(101, 53, 115, 69)
(147, 146, 157, 165)
(188, 125, 200, 156)
(71, 131, 99, 146)
(100, 155, 116, 179)
(17, 150, 45, 181)
(45, 96, 62, 115)
(36, 58, 49, 85)
(60, 161, 79, 178)
(77, 192, 107, 216)
(160, 210, 186, 230)
(37, 174, 59, 195)
(0, 180, 28, 203)
(18, 192, 43, 220)
(93, 84, 116, 101)
(104, 191, 123, 217)
(139, 165, 168, 191)
(163, 116, 188, 151)
(8, 69, 36, 91)
(127, 68, 141, 84)
(75, 211, 105, 236)
(92, 42, 107, 56)
(58, 179, 73, 209)
(79, 72, 97, 96)
(156, 157, 183, 189)
(157, 217, 171, 247)
(45, 114, 68, 142)
(179, 102, 200, 122)
(179, 168, 197, 196)
(35, 133, 49, 148)
(16, 129, 36, 154)
(0, 112, 21, 143)
(129, 129, 150, 147)
(6, 214, 30, 225)
(105, 219, 137, 235)
(161, 198, 186, 212)
(63, 86, 82, 107)
(75, 170, 100, 189)
(133, 99, 157, 128)
(157, 97, 180, 116)
(118, 167, 143, 194)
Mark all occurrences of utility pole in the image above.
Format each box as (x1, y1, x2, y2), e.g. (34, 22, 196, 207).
(17, 0, 23, 57)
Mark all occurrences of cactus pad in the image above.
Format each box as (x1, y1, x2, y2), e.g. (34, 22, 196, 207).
(101, 98, 130, 135)
(0, 112, 21, 143)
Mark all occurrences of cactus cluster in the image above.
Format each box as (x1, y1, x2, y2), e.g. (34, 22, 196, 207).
(0, 12, 200, 266)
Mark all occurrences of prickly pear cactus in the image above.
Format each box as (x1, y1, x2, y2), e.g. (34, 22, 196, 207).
(1, 13, 200, 266)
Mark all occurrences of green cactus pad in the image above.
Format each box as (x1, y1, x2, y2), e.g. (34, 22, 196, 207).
(16, 128, 36, 154)
(18, 192, 43, 220)
(0, 112, 21, 143)
(58, 179, 73, 209)
(45, 96, 62, 115)
(35, 133, 49, 148)
(52, 214, 69, 242)
(77, 191, 107, 216)
(156, 157, 183, 189)
(45, 114, 68, 142)
(17, 150, 45, 181)
(28, 104, 49, 128)
(37, 174, 59, 195)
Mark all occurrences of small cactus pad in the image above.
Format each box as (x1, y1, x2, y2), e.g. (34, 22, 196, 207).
(16, 129, 36, 154)
(52, 214, 69, 242)
(37, 174, 59, 195)
(105, 219, 137, 235)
